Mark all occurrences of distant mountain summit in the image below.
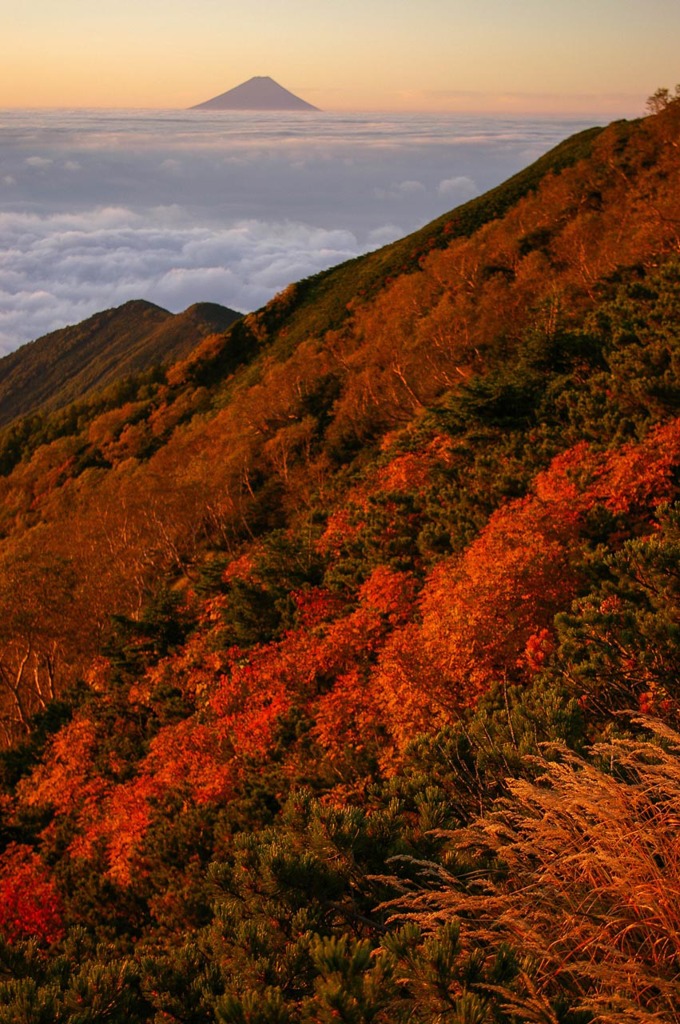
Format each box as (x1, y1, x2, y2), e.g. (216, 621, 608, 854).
(191, 76, 320, 112)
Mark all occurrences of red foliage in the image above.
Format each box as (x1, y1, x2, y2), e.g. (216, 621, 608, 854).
(598, 419, 680, 514)
(313, 667, 381, 754)
(316, 506, 366, 558)
(0, 844, 64, 944)
(16, 416, 680, 877)
(418, 490, 583, 701)
(521, 628, 557, 674)
(375, 436, 453, 495)
(369, 621, 451, 759)
(222, 552, 257, 583)
(212, 668, 291, 761)
(292, 587, 347, 629)
(357, 567, 419, 626)
(144, 719, 233, 804)
(19, 716, 108, 819)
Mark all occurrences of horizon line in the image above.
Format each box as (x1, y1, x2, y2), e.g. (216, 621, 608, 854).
(0, 103, 642, 118)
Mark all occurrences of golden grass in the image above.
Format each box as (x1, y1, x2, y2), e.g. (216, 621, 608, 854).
(384, 720, 680, 1022)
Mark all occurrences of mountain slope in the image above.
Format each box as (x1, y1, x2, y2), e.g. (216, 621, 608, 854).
(0, 120, 606, 470)
(0, 100, 677, 736)
(231, 122, 608, 362)
(0, 99, 679, 1023)
(0, 299, 241, 427)
(191, 75, 319, 111)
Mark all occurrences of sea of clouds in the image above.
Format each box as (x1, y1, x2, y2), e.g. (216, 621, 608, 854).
(0, 109, 603, 354)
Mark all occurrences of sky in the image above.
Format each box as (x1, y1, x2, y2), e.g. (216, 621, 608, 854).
(1, 0, 678, 113)
(0, 1, 676, 354)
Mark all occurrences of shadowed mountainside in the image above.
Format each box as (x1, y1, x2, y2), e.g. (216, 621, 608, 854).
(0, 299, 241, 427)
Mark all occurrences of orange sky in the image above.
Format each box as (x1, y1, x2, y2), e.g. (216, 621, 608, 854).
(1, 0, 677, 112)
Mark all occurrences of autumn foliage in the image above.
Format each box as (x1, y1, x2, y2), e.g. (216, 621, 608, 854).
(0, 101, 679, 1021)
(0, 844, 63, 944)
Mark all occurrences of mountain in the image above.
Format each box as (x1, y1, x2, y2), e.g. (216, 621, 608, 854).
(191, 75, 320, 111)
(0, 123, 604, 436)
(0, 98, 679, 1021)
(0, 299, 240, 427)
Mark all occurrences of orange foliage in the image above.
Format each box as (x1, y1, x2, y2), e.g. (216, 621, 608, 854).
(308, 569, 420, 756)
(316, 506, 366, 557)
(520, 628, 557, 674)
(357, 566, 418, 626)
(86, 401, 147, 447)
(375, 436, 453, 495)
(370, 422, 680, 753)
(143, 719, 233, 804)
(367, 622, 450, 757)
(222, 552, 257, 583)
(596, 418, 680, 514)
(292, 587, 346, 629)
(418, 492, 583, 701)
(312, 667, 381, 754)
(19, 716, 108, 818)
(77, 779, 158, 885)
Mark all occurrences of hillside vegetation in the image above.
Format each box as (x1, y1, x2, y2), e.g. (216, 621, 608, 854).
(0, 97, 679, 1023)
(0, 299, 240, 428)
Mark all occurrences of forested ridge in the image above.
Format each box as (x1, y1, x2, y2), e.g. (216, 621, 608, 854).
(0, 97, 679, 1022)
(0, 300, 240, 430)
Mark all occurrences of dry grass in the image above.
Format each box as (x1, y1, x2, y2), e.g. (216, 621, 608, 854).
(384, 720, 680, 1023)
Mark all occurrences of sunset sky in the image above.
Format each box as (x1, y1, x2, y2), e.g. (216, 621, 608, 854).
(1, 0, 678, 113)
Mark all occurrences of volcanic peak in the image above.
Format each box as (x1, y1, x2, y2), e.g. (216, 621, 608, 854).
(191, 75, 320, 112)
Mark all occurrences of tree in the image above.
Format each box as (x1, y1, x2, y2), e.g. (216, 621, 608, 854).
(646, 85, 680, 114)
(0, 844, 64, 944)
(0, 553, 79, 743)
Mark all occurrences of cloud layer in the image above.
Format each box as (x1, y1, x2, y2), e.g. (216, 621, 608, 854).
(0, 110, 600, 353)
(0, 207, 379, 351)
